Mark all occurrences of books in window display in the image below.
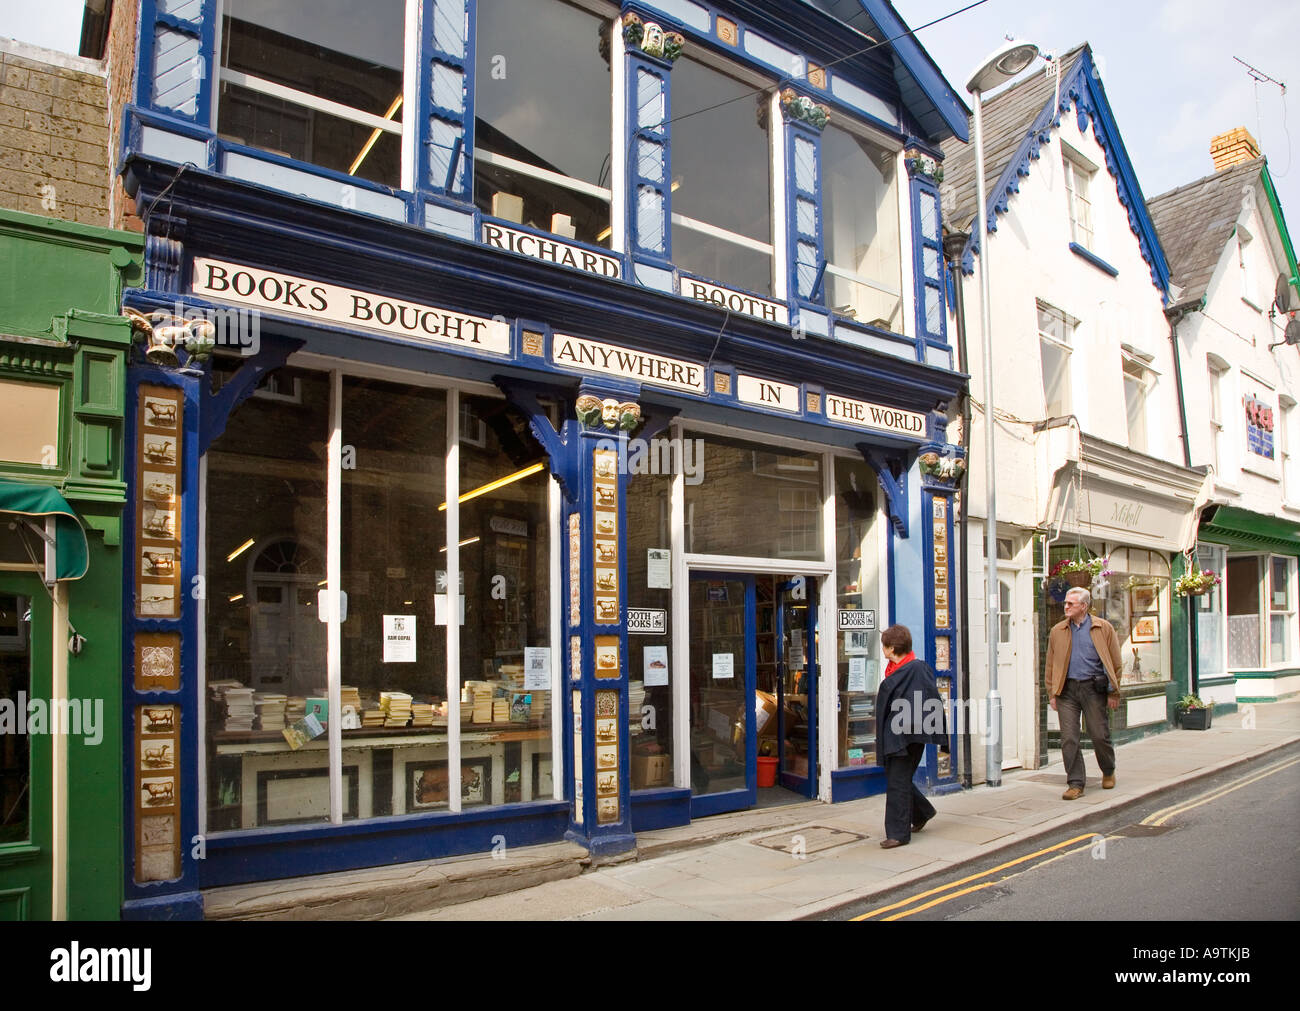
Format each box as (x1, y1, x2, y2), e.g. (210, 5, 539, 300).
(221, 686, 256, 732)
(627, 681, 645, 735)
(380, 691, 412, 728)
(254, 693, 288, 731)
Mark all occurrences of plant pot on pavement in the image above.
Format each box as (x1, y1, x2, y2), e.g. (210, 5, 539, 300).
(1179, 707, 1213, 730)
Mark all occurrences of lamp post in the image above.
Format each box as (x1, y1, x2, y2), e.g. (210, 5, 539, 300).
(967, 39, 1039, 787)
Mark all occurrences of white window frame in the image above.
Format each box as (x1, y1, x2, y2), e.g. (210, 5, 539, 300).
(1195, 543, 1228, 678)
(197, 355, 559, 835)
(1237, 226, 1261, 310)
(1062, 149, 1095, 249)
(214, 0, 416, 190)
(1037, 300, 1075, 418)
(1121, 351, 1155, 454)
(1207, 356, 1229, 475)
(1267, 554, 1297, 667)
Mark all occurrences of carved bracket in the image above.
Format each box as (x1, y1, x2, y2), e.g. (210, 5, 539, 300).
(860, 444, 909, 538)
(495, 377, 581, 503)
(198, 335, 305, 455)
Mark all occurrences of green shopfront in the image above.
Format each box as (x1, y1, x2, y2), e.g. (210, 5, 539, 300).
(1194, 506, 1300, 706)
(0, 208, 142, 919)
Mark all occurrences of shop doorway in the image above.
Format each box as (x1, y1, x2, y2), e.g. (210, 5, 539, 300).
(687, 572, 818, 818)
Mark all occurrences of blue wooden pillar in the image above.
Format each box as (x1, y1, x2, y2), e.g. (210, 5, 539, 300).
(423, 0, 473, 202)
(779, 88, 831, 338)
(621, 7, 684, 295)
(905, 147, 950, 364)
(136, 0, 217, 124)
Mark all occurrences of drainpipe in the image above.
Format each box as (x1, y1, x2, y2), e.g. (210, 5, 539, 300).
(1166, 300, 1201, 697)
(943, 230, 974, 789)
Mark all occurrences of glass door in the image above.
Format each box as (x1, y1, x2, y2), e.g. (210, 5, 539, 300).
(0, 573, 51, 920)
(775, 577, 817, 796)
(688, 574, 755, 817)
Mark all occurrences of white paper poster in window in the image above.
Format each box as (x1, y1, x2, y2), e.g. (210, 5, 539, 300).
(524, 647, 551, 691)
(647, 548, 671, 588)
(643, 645, 669, 686)
(847, 656, 868, 692)
(383, 614, 417, 663)
(712, 653, 734, 679)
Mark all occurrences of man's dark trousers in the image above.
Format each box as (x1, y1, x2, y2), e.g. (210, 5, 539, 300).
(884, 743, 936, 842)
(1057, 678, 1115, 788)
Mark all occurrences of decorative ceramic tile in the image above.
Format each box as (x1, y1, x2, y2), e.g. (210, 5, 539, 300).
(933, 497, 947, 521)
(140, 737, 174, 771)
(140, 814, 175, 847)
(807, 392, 821, 414)
(597, 796, 619, 824)
(595, 539, 618, 564)
(595, 690, 618, 717)
(138, 847, 177, 882)
(935, 607, 949, 629)
(935, 586, 948, 608)
(594, 513, 617, 537)
(713, 371, 732, 394)
(142, 396, 178, 430)
(595, 717, 618, 744)
(570, 635, 582, 682)
(716, 16, 738, 46)
(808, 64, 827, 89)
(596, 771, 618, 796)
(140, 705, 177, 735)
(934, 565, 947, 587)
(594, 595, 619, 623)
(595, 567, 618, 593)
(522, 331, 545, 356)
(935, 638, 951, 671)
(594, 638, 619, 677)
(934, 542, 947, 563)
(140, 776, 176, 809)
(595, 745, 618, 770)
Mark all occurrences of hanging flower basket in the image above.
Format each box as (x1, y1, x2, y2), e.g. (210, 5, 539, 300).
(1045, 557, 1110, 601)
(1175, 569, 1221, 597)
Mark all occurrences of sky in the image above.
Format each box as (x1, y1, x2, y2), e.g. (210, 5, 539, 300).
(1, 0, 1295, 258)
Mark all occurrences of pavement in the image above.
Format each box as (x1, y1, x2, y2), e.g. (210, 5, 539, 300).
(200, 698, 1300, 921)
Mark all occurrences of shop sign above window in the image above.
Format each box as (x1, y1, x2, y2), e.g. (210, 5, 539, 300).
(191, 259, 510, 356)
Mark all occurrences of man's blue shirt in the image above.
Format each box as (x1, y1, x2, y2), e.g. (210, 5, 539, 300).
(1068, 613, 1104, 680)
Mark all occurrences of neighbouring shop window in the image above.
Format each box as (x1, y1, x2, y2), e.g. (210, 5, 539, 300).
(1269, 555, 1296, 666)
(625, 468, 674, 790)
(671, 56, 774, 296)
(474, 0, 613, 244)
(822, 125, 901, 331)
(833, 457, 883, 769)
(341, 378, 448, 816)
(0, 589, 31, 844)
(217, 0, 406, 187)
(1226, 555, 1261, 669)
(1195, 544, 1226, 679)
(457, 395, 552, 807)
(683, 431, 823, 560)
(1037, 300, 1074, 418)
(206, 366, 330, 830)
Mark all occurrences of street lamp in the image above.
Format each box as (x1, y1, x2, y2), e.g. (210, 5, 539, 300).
(967, 39, 1039, 787)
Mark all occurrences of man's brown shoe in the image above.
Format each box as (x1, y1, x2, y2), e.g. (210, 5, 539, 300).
(1102, 774, 1116, 789)
(1061, 786, 1084, 800)
(879, 838, 907, 849)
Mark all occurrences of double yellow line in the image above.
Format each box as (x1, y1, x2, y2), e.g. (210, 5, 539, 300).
(853, 754, 1299, 921)
(852, 832, 1098, 921)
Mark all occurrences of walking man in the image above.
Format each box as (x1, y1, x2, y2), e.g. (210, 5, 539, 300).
(1044, 587, 1121, 799)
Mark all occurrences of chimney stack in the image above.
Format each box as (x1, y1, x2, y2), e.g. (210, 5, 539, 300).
(1210, 127, 1261, 172)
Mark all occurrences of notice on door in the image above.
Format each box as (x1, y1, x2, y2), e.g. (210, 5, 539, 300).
(524, 647, 551, 691)
(712, 653, 734, 679)
(848, 656, 868, 692)
(644, 645, 669, 686)
(383, 615, 417, 663)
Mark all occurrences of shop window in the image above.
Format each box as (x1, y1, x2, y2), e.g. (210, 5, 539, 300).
(217, 0, 406, 188)
(833, 457, 883, 769)
(683, 431, 823, 560)
(1195, 544, 1226, 679)
(1037, 300, 1075, 418)
(206, 367, 331, 831)
(1062, 150, 1094, 248)
(1122, 355, 1153, 454)
(1269, 555, 1295, 666)
(1226, 554, 1261, 669)
(822, 125, 902, 331)
(1095, 548, 1170, 688)
(473, 0, 613, 245)
(625, 469, 674, 790)
(0, 591, 31, 844)
(670, 57, 774, 296)
(457, 395, 552, 807)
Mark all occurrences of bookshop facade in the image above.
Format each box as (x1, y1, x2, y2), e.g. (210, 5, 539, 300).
(115, 0, 971, 915)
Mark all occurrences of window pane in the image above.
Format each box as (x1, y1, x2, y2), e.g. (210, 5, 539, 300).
(671, 57, 772, 290)
(206, 367, 330, 830)
(220, 0, 405, 185)
(474, 0, 611, 238)
(834, 457, 882, 767)
(458, 396, 552, 807)
(0, 592, 31, 843)
(1270, 557, 1290, 609)
(822, 125, 900, 325)
(1040, 339, 1070, 416)
(1124, 373, 1147, 452)
(626, 469, 675, 789)
(1226, 555, 1261, 668)
(684, 432, 823, 560)
(673, 227, 773, 297)
(341, 378, 447, 816)
(1270, 615, 1289, 664)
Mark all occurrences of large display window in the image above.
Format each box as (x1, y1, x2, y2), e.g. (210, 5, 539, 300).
(204, 366, 556, 831)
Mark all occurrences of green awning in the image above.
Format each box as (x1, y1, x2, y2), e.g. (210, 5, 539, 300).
(1199, 505, 1300, 554)
(0, 479, 89, 580)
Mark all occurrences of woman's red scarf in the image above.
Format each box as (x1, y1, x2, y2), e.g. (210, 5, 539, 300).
(884, 651, 916, 678)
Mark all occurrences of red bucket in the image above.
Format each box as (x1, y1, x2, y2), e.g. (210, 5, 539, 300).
(756, 756, 779, 788)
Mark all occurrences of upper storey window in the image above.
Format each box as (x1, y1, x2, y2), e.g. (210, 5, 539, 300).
(217, 0, 407, 188)
(821, 124, 901, 330)
(671, 56, 774, 297)
(1062, 150, 1095, 249)
(474, 0, 613, 245)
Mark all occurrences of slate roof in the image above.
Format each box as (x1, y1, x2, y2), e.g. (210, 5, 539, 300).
(1146, 157, 1264, 310)
(940, 45, 1088, 235)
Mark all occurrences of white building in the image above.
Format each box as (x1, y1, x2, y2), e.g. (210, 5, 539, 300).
(941, 44, 1211, 778)
(1148, 128, 1300, 708)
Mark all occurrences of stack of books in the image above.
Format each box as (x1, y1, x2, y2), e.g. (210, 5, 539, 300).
(530, 694, 549, 722)
(380, 691, 412, 728)
(492, 698, 511, 723)
(340, 686, 362, 714)
(627, 681, 645, 735)
(410, 702, 435, 727)
(285, 697, 306, 725)
(222, 687, 255, 732)
(254, 693, 287, 731)
(463, 682, 495, 724)
(361, 708, 386, 729)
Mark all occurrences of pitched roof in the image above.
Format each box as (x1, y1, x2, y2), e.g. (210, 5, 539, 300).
(940, 46, 1087, 233)
(1146, 157, 1265, 309)
(936, 43, 1170, 299)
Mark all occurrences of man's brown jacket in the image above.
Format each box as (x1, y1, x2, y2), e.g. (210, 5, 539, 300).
(1044, 613, 1123, 698)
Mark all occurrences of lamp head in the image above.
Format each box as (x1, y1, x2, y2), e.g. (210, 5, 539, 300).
(967, 39, 1040, 94)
